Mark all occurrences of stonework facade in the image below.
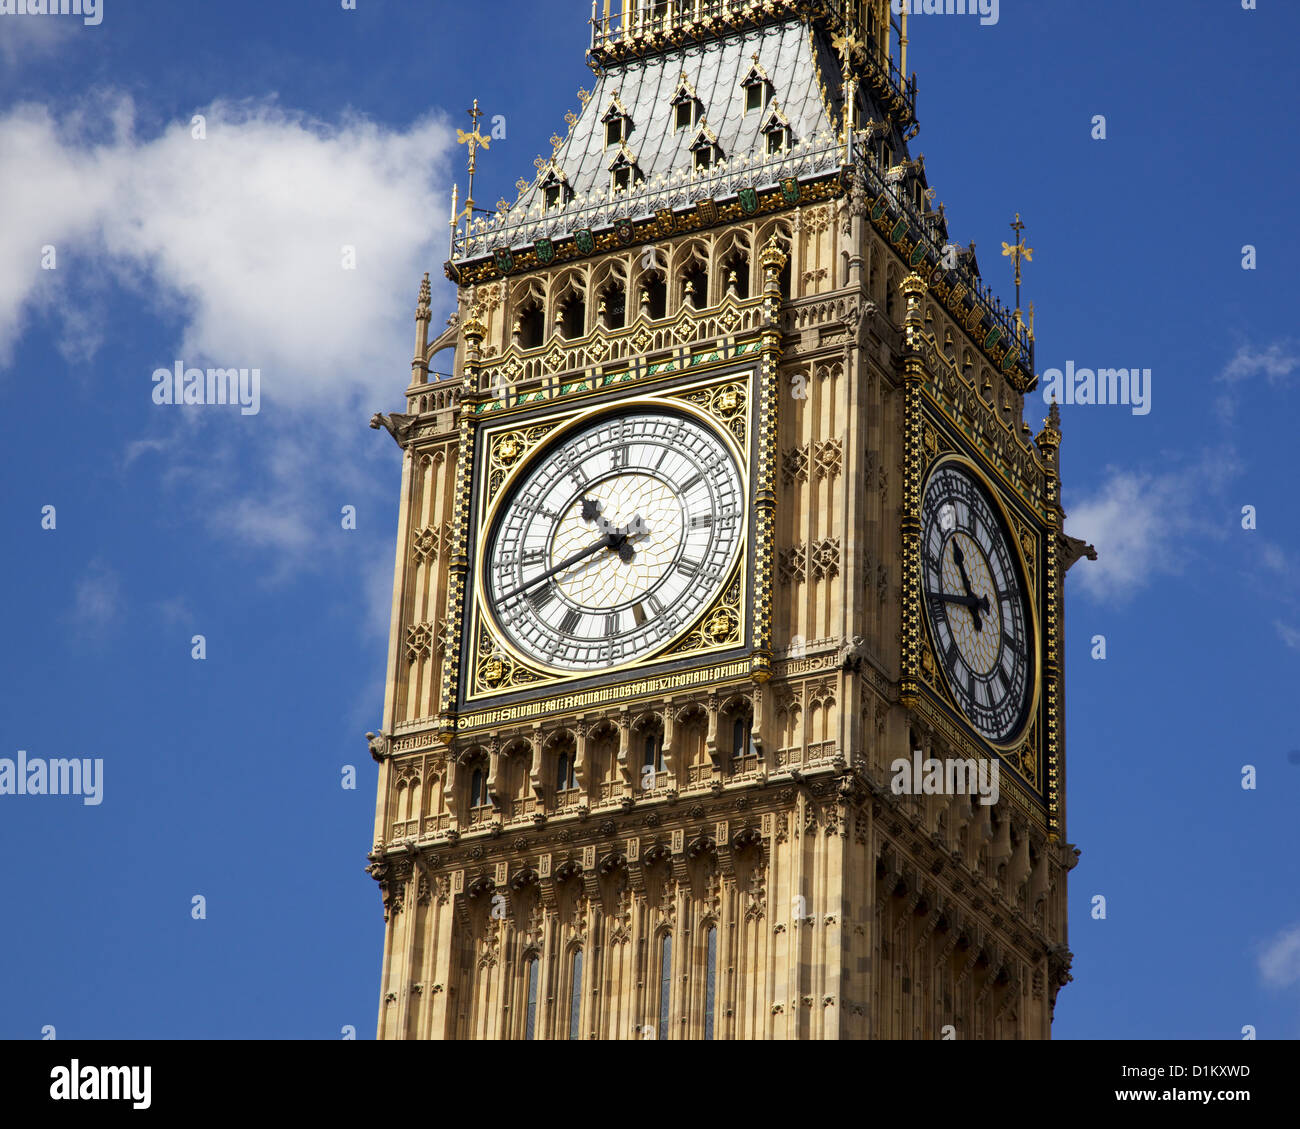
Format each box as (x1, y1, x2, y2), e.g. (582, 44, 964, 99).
(367, 0, 1083, 1040)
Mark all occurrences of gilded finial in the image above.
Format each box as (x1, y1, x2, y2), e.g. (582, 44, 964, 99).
(1002, 213, 1033, 324)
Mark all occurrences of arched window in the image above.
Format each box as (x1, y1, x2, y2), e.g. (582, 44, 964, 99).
(468, 764, 489, 809)
(722, 250, 750, 298)
(559, 292, 586, 340)
(524, 956, 539, 1040)
(640, 273, 667, 320)
(681, 261, 708, 310)
(599, 281, 626, 330)
(704, 925, 717, 1040)
(516, 300, 544, 349)
(568, 948, 584, 1040)
(657, 933, 673, 1040)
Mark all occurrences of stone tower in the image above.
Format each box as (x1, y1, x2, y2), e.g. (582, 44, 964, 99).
(367, 0, 1085, 1040)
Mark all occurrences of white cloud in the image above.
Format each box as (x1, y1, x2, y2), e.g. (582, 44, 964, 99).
(0, 92, 458, 622)
(71, 560, 120, 630)
(1219, 342, 1299, 386)
(0, 11, 78, 67)
(1065, 450, 1239, 603)
(0, 93, 454, 403)
(1259, 925, 1300, 988)
(1276, 621, 1300, 651)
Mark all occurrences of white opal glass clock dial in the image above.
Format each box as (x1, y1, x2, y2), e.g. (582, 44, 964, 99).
(920, 462, 1034, 744)
(485, 410, 744, 671)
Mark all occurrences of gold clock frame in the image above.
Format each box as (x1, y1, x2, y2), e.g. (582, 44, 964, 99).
(461, 373, 756, 705)
(916, 453, 1043, 760)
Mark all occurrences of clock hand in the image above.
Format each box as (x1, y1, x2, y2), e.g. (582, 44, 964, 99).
(580, 497, 603, 523)
(950, 542, 990, 632)
(496, 533, 623, 604)
(614, 513, 648, 563)
(929, 591, 989, 611)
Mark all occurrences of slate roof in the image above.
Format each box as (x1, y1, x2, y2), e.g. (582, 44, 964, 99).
(457, 17, 908, 261)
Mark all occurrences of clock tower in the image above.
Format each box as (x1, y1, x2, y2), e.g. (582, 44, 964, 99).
(367, 0, 1088, 1040)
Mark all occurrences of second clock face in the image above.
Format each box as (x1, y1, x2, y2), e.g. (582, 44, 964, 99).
(920, 462, 1034, 744)
(484, 409, 744, 672)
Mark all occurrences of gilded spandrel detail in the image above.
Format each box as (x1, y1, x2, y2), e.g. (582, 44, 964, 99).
(675, 380, 748, 449)
(486, 422, 562, 502)
(663, 569, 744, 658)
(472, 626, 546, 695)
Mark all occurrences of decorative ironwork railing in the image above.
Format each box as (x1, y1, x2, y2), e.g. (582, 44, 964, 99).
(850, 135, 1035, 369)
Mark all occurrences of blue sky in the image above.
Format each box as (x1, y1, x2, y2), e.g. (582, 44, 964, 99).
(0, 0, 1296, 1040)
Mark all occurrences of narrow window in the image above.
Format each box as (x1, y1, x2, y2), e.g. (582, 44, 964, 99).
(556, 750, 577, 792)
(704, 926, 717, 1040)
(612, 166, 631, 194)
(524, 956, 539, 1040)
(469, 765, 489, 809)
(732, 716, 751, 759)
(694, 147, 712, 172)
(517, 301, 544, 349)
(643, 733, 665, 773)
(675, 101, 694, 130)
(560, 294, 586, 340)
(606, 119, 623, 147)
(568, 949, 584, 1040)
(543, 183, 562, 210)
(642, 273, 667, 320)
(599, 282, 626, 330)
(746, 85, 764, 113)
(657, 933, 672, 1040)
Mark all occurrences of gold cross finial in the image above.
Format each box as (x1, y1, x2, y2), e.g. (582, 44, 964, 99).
(454, 99, 491, 225)
(1001, 213, 1034, 322)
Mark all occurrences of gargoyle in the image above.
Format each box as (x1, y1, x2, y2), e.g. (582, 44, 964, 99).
(369, 412, 418, 447)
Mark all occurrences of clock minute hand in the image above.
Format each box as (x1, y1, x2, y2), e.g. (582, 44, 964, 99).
(497, 533, 620, 604)
(930, 591, 987, 611)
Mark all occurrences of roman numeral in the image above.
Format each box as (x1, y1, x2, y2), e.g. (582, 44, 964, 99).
(559, 609, 581, 635)
(528, 587, 555, 612)
(679, 472, 702, 493)
(690, 513, 713, 530)
(678, 558, 701, 577)
(632, 603, 647, 627)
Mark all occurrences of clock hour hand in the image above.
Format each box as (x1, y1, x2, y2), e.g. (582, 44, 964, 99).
(496, 533, 621, 604)
(950, 543, 990, 631)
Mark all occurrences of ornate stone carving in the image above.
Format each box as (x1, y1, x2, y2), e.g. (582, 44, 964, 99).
(813, 438, 842, 479)
(810, 538, 840, 581)
(405, 623, 434, 664)
(781, 444, 810, 485)
(778, 544, 806, 586)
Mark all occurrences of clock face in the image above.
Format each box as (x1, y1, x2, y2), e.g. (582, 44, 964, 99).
(920, 462, 1034, 744)
(483, 409, 744, 672)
